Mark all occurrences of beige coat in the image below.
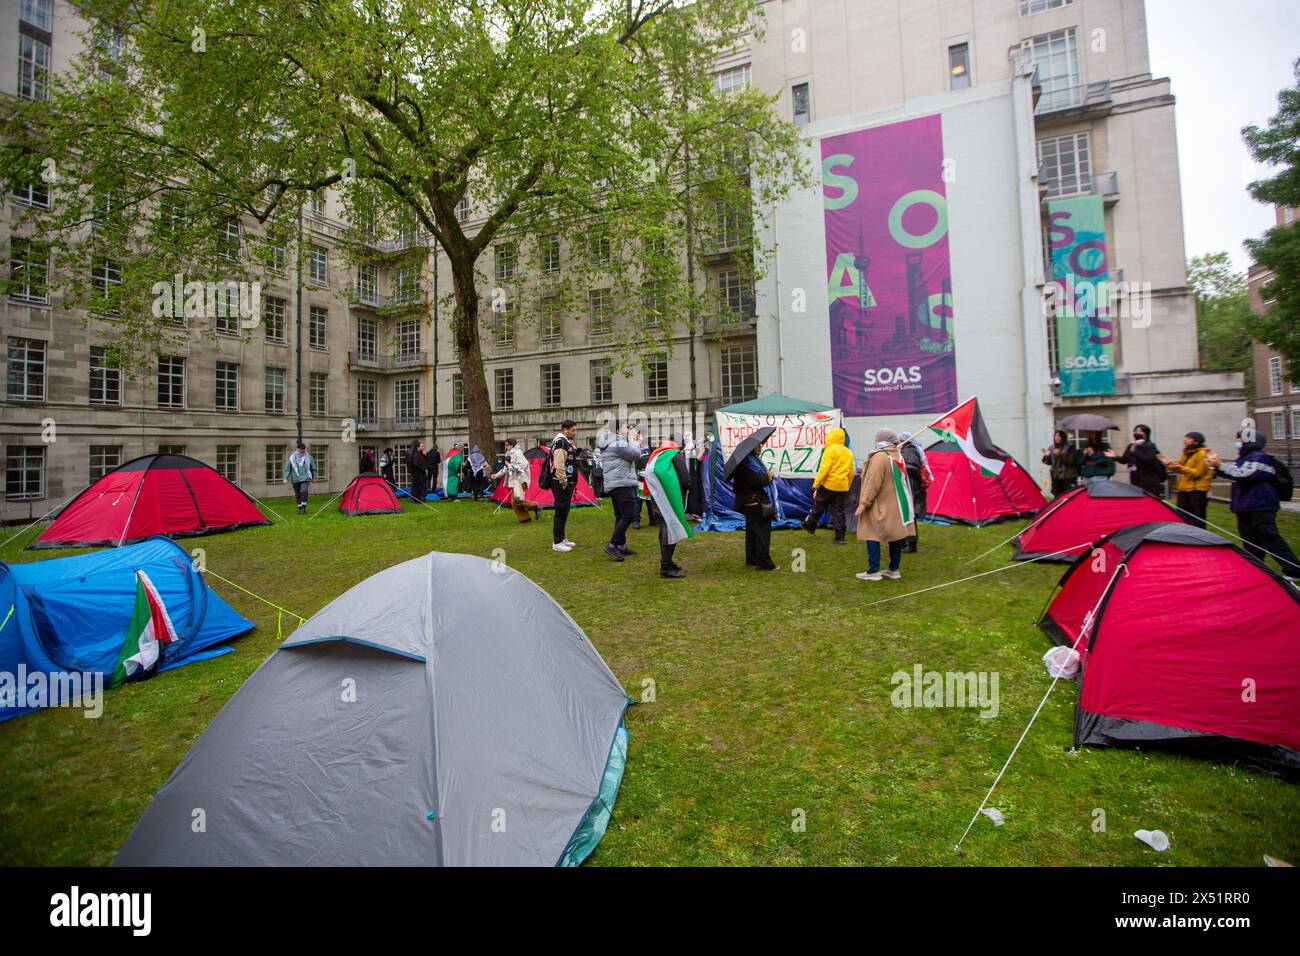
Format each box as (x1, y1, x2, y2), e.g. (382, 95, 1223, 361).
(856, 449, 914, 543)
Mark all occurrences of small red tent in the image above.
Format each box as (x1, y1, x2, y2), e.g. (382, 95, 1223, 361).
(1040, 522, 1300, 778)
(923, 439, 1047, 526)
(490, 445, 597, 508)
(339, 473, 402, 515)
(33, 453, 270, 549)
(1011, 480, 1183, 562)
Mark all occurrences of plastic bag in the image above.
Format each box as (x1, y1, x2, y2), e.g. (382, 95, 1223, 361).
(1043, 645, 1081, 679)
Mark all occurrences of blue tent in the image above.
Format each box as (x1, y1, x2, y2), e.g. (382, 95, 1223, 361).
(698, 394, 845, 533)
(0, 536, 254, 721)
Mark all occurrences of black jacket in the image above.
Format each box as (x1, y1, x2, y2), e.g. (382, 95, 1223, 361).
(732, 459, 773, 511)
(1115, 440, 1164, 492)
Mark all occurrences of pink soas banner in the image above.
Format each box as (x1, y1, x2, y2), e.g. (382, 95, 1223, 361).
(821, 114, 957, 417)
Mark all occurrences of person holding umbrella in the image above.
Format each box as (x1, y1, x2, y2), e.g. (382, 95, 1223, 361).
(725, 426, 780, 571)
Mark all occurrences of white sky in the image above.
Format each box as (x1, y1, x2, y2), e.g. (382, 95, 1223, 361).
(1145, 0, 1299, 274)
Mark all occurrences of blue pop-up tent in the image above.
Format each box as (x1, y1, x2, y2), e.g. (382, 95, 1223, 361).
(0, 536, 254, 721)
(699, 394, 846, 532)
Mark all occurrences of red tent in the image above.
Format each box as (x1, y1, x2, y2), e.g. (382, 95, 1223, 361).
(923, 439, 1047, 526)
(1040, 522, 1300, 778)
(1012, 479, 1183, 562)
(33, 453, 270, 549)
(339, 473, 402, 515)
(490, 446, 597, 508)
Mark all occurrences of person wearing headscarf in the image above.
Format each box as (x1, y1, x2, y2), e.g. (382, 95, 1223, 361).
(896, 431, 931, 553)
(379, 447, 395, 485)
(466, 444, 490, 501)
(1159, 431, 1213, 528)
(406, 439, 429, 502)
(283, 440, 318, 515)
(1041, 430, 1080, 496)
(1106, 423, 1165, 495)
(491, 438, 537, 522)
(732, 441, 779, 571)
(854, 429, 915, 581)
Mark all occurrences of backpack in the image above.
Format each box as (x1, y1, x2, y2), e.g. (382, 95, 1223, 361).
(537, 446, 555, 491)
(1270, 455, 1294, 502)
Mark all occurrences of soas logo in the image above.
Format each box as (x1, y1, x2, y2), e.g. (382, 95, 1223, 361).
(863, 366, 922, 386)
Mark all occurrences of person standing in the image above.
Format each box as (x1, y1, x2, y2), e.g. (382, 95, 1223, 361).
(599, 422, 644, 561)
(643, 432, 693, 578)
(550, 420, 579, 552)
(407, 440, 429, 502)
(466, 445, 490, 501)
(359, 447, 376, 474)
(1079, 430, 1115, 483)
(1160, 431, 1213, 528)
(802, 427, 854, 544)
(379, 447, 396, 485)
(427, 444, 442, 494)
(491, 438, 537, 522)
(1041, 430, 1080, 496)
(733, 448, 779, 571)
(854, 430, 914, 581)
(284, 440, 317, 515)
(1107, 424, 1165, 495)
(1208, 431, 1300, 579)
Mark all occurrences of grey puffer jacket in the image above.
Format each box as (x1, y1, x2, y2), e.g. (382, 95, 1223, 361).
(598, 431, 642, 491)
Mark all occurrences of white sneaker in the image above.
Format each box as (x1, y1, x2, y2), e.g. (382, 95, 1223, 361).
(881, 569, 902, 580)
(552, 542, 573, 552)
(856, 571, 883, 581)
(562, 539, 576, 548)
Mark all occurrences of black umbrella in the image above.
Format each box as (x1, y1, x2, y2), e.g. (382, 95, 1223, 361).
(723, 426, 776, 481)
(1058, 413, 1118, 432)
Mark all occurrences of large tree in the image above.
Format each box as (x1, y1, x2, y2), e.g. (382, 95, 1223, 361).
(3, 0, 808, 450)
(1186, 251, 1254, 393)
(1242, 57, 1300, 370)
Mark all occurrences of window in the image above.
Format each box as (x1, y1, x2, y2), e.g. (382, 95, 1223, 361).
(21, 0, 52, 30)
(158, 192, 189, 236)
(718, 269, 754, 320)
(8, 239, 48, 304)
(721, 345, 757, 402)
(357, 263, 378, 305)
(1269, 356, 1283, 396)
(11, 174, 49, 208)
(1020, 0, 1072, 14)
(642, 283, 665, 329)
(263, 296, 287, 343)
(495, 243, 516, 282)
(395, 379, 420, 423)
(588, 227, 611, 267)
(310, 372, 327, 416)
(157, 356, 186, 408)
(90, 258, 123, 313)
(395, 319, 421, 360)
(589, 288, 612, 336)
(315, 445, 330, 482)
(218, 216, 241, 260)
(644, 353, 668, 401)
(493, 304, 516, 349)
(590, 358, 613, 404)
(494, 367, 514, 410)
(541, 363, 561, 408)
(214, 289, 240, 335)
(1293, 408, 1300, 438)
(18, 35, 50, 101)
(309, 305, 328, 350)
(541, 297, 562, 343)
(7, 337, 46, 402)
(451, 372, 466, 413)
(792, 82, 811, 125)
(265, 444, 287, 484)
(310, 192, 326, 216)
(456, 190, 471, 222)
(89, 445, 121, 482)
(715, 64, 751, 93)
(357, 317, 377, 360)
(215, 445, 239, 483)
(307, 244, 328, 284)
(1270, 411, 1285, 440)
(265, 367, 285, 414)
(1027, 28, 1079, 113)
(215, 361, 240, 411)
(158, 444, 185, 456)
(97, 24, 126, 78)
(5, 446, 44, 501)
(394, 264, 420, 303)
(89, 346, 121, 405)
(356, 379, 377, 424)
(713, 203, 746, 250)
(1037, 131, 1092, 198)
(541, 234, 561, 276)
(266, 243, 287, 274)
(949, 43, 971, 90)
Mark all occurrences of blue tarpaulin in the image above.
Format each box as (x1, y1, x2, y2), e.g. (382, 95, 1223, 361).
(0, 536, 254, 721)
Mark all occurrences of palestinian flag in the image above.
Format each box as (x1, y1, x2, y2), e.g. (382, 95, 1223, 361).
(441, 448, 463, 497)
(927, 397, 1007, 477)
(110, 570, 178, 689)
(640, 446, 694, 545)
(888, 454, 915, 525)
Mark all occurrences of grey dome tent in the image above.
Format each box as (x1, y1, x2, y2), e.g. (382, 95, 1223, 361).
(114, 552, 630, 866)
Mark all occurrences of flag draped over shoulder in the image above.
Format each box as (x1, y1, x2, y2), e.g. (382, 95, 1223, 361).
(110, 570, 178, 689)
(927, 397, 1007, 477)
(442, 449, 463, 495)
(641, 447, 694, 545)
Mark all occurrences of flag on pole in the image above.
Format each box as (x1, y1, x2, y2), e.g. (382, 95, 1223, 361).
(927, 397, 1007, 477)
(110, 570, 178, 688)
(889, 455, 915, 525)
(641, 446, 694, 545)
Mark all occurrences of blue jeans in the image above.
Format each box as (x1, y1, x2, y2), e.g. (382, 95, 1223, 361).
(867, 539, 904, 573)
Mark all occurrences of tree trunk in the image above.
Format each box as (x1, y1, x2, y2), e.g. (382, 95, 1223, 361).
(449, 254, 496, 454)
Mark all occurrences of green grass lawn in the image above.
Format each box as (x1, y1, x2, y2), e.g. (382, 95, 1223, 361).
(2, 495, 1298, 866)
